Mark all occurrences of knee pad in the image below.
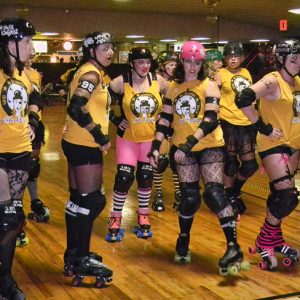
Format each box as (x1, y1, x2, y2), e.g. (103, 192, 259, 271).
(136, 162, 153, 189)
(203, 182, 229, 214)
(156, 154, 169, 174)
(0, 205, 19, 246)
(179, 182, 200, 216)
(267, 187, 299, 219)
(224, 155, 240, 177)
(28, 157, 40, 181)
(114, 164, 135, 193)
(78, 190, 106, 222)
(239, 158, 259, 178)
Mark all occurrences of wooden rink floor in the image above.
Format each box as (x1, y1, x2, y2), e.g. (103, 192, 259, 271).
(14, 104, 300, 300)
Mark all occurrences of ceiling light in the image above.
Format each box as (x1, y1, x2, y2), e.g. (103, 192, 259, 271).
(191, 37, 210, 41)
(126, 35, 145, 38)
(288, 8, 300, 14)
(249, 39, 270, 42)
(40, 32, 59, 36)
(134, 40, 149, 44)
(217, 40, 228, 44)
(160, 39, 177, 42)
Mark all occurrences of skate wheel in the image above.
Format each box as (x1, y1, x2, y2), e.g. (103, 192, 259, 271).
(240, 261, 250, 271)
(95, 279, 105, 288)
(136, 231, 143, 238)
(228, 265, 239, 276)
(147, 231, 153, 238)
(174, 251, 191, 263)
(105, 277, 113, 283)
(248, 246, 257, 255)
(72, 276, 83, 287)
(16, 237, 29, 247)
(119, 228, 125, 236)
(219, 268, 228, 276)
(283, 257, 292, 267)
(258, 261, 267, 270)
(133, 226, 139, 234)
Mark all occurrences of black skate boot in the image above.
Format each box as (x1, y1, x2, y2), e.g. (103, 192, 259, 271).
(219, 242, 249, 275)
(64, 249, 103, 277)
(16, 230, 29, 247)
(0, 274, 26, 300)
(72, 256, 113, 288)
(28, 198, 50, 222)
(172, 191, 182, 211)
(175, 233, 191, 263)
(152, 191, 165, 211)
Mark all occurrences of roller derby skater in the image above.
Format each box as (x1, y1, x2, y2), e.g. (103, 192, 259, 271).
(215, 42, 259, 221)
(236, 40, 300, 271)
(0, 17, 42, 300)
(105, 211, 124, 242)
(62, 31, 115, 285)
(133, 208, 153, 238)
(107, 46, 168, 241)
(150, 41, 248, 275)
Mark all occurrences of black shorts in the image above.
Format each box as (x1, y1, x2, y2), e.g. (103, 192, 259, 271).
(61, 139, 103, 167)
(259, 145, 295, 160)
(0, 152, 31, 171)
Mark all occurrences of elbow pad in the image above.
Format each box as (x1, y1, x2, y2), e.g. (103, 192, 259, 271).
(235, 88, 257, 109)
(199, 110, 218, 136)
(29, 89, 45, 110)
(67, 95, 93, 128)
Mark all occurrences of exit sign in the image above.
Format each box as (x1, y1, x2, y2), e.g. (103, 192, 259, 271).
(279, 19, 288, 31)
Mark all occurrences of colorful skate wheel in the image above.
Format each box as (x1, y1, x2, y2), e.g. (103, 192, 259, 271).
(16, 237, 29, 247)
(95, 278, 105, 288)
(219, 268, 229, 276)
(133, 226, 139, 234)
(240, 261, 250, 271)
(64, 264, 74, 277)
(248, 246, 257, 255)
(72, 275, 83, 287)
(174, 251, 191, 263)
(228, 265, 239, 276)
(283, 257, 292, 267)
(119, 228, 125, 236)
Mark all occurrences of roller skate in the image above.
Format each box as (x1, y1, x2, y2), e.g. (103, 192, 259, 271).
(133, 208, 153, 238)
(28, 198, 50, 222)
(172, 191, 181, 211)
(105, 211, 124, 242)
(72, 256, 113, 288)
(152, 191, 165, 211)
(16, 230, 29, 247)
(64, 249, 103, 277)
(219, 242, 249, 275)
(0, 274, 26, 300)
(249, 245, 278, 271)
(174, 233, 191, 263)
(274, 243, 299, 267)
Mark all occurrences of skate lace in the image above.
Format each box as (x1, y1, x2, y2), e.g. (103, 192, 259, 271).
(107, 217, 121, 228)
(260, 247, 275, 258)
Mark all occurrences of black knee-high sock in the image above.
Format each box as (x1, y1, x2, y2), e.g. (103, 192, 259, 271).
(0, 237, 17, 278)
(232, 178, 246, 196)
(179, 215, 194, 235)
(65, 188, 80, 251)
(219, 216, 237, 245)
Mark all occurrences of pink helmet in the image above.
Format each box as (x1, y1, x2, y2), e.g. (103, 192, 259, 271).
(180, 41, 206, 60)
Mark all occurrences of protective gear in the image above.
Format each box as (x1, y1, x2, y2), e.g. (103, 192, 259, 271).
(157, 51, 178, 64)
(180, 41, 206, 60)
(67, 95, 92, 128)
(29, 89, 44, 110)
(267, 187, 299, 219)
(199, 110, 218, 136)
(205, 49, 223, 62)
(223, 42, 243, 56)
(136, 162, 153, 189)
(235, 87, 257, 109)
(28, 157, 40, 181)
(109, 110, 124, 126)
(178, 135, 199, 154)
(0, 204, 18, 246)
(148, 139, 162, 159)
(254, 117, 273, 136)
(239, 158, 259, 178)
(203, 182, 229, 214)
(83, 32, 113, 50)
(179, 182, 200, 216)
(156, 123, 171, 138)
(224, 154, 240, 177)
(28, 111, 40, 130)
(156, 154, 169, 173)
(78, 190, 106, 221)
(89, 124, 110, 146)
(114, 165, 135, 193)
(274, 40, 300, 60)
(0, 17, 36, 44)
(128, 47, 153, 63)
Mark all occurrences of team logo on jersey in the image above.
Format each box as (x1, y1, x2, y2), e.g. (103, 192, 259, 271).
(174, 91, 201, 123)
(292, 91, 300, 118)
(130, 93, 158, 123)
(1, 78, 28, 119)
(231, 75, 251, 94)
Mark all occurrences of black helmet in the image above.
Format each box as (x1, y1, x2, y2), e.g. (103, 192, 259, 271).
(0, 17, 36, 45)
(275, 40, 300, 59)
(128, 47, 153, 63)
(223, 42, 243, 56)
(83, 32, 113, 50)
(157, 51, 178, 64)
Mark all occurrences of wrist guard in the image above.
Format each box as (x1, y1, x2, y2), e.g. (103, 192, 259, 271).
(254, 117, 273, 136)
(147, 139, 162, 158)
(179, 135, 199, 153)
(89, 124, 110, 146)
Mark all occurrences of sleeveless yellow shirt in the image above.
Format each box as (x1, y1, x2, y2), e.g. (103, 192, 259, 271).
(120, 73, 162, 142)
(258, 71, 300, 152)
(0, 68, 32, 153)
(63, 62, 110, 147)
(170, 79, 224, 151)
(219, 68, 252, 125)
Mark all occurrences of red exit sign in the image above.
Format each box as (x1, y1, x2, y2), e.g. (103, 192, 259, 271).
(279, 19, 288, 31)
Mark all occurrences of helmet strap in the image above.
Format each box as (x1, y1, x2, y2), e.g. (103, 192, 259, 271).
(7, 41, 24, 75)
(283, 56, 298, 78)
(132, 67, 147, 79)
(90, 48, 105, 69)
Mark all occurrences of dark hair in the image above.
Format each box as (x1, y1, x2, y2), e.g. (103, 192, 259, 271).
(173, 61, 206, 84)
(0, 45, 13, 76)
